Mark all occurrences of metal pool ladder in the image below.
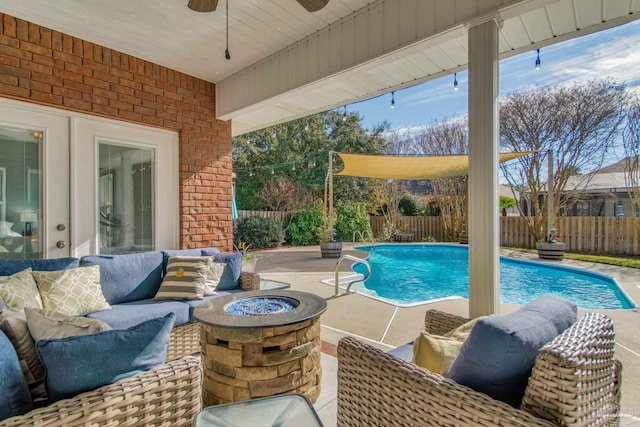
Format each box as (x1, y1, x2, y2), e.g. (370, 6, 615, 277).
(352, 230, 376, 251)
(333, 254, 371, 297)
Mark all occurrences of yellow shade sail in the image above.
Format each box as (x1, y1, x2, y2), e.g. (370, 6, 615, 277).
(335, 152, 533, 180)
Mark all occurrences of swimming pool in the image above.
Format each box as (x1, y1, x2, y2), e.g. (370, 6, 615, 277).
(350, 244, 636, 309)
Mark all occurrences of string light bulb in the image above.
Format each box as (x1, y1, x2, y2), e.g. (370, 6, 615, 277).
(342, 106, 347, 121)
(292, 163, 296, 171)
(249, 170, 253, 176)
(535, 49, 541, 71)
(453, 73, 459, 91)
(390, 91, 395, 109)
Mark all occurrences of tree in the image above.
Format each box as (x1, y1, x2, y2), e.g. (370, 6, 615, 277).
(499, 196, 517, 216)
(499, 79, 629, 241)
(255, 177, 313, 230)
(623, 95, 640, 217)
(400, 119, 469, 241)
(233, 111, 389, 209)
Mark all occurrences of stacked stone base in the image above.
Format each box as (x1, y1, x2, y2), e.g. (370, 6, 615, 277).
(201, 318, 322, 406)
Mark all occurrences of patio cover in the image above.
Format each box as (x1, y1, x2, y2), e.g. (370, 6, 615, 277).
(335, 152, 533, 179)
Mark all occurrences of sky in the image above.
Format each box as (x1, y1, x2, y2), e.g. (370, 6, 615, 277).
(349, 20, 640, 133)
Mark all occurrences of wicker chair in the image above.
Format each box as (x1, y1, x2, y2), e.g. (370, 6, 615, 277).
(0, 355, 202, 427)
(337, 310, 621, 427)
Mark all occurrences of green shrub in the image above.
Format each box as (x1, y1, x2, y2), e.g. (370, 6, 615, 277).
(235, 216, 284, 249)
(399, 193, 419, 216)
(335, 202, 370, 242)
(286, 205, 324, 246)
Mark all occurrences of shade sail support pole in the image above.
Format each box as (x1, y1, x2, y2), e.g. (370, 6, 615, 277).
(468, 18, 500, 318)
(328, 151, 334, 240)
(547, 149, 554, 239)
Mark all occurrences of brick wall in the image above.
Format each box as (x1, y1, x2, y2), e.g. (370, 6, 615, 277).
(0, 13, 233, 251)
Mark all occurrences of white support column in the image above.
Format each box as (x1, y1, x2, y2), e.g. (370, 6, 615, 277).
(468, 19, 500, 317)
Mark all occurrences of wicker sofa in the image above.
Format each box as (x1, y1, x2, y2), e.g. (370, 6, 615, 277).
(0, 249, 260, 426)
(337, 309, 621, 427)
(0, 355, 202, 427)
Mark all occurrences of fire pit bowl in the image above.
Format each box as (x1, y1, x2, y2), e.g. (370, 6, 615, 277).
(225, 296, 299, 316)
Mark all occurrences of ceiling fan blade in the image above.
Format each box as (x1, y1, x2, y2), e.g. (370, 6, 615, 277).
(188, 0, 219, 12)
(297, 0, 329, 12)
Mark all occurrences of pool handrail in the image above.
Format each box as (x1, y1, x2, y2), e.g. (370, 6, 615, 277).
(334, 254, 371, 297)
(352, 230, 375, 251)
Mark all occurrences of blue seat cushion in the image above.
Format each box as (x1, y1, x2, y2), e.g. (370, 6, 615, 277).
(0, 257, 79, 276)
(202, 250, 242, 291)
(80, 252, 164, 304)
(183, 290, 241, 321)
(36, 313, 174, 402)
(0, 329, 33, 421)
(447, 294, 577, 407)
(86, 299, 189, 329)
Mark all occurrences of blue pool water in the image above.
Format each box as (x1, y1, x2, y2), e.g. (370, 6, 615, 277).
(351, 244, 635, 309)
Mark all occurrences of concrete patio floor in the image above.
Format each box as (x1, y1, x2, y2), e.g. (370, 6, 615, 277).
(254, 243, 640, 427)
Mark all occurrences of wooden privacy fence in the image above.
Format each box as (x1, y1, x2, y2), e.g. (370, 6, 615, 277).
(369, 216, 446, 242)
(240, 210, 640, 255)
(371, 216, 640, 256)
(237, 210, 290, 224)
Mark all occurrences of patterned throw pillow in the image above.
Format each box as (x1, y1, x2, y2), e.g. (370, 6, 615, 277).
(32, 265, 111, 317)
(0, 268, 43, 311)
(0, 309, 47, 402)
(25, 307, 112, 341)
(154, 256, 217, 300)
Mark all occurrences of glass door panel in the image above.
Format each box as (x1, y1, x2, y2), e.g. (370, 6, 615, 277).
(98, 142, 155, 254)
(0, 127, 42, 259)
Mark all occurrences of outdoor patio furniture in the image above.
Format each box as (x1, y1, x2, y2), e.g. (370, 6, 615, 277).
(0, 355, 202, 427)
(337, 309, 621, 427)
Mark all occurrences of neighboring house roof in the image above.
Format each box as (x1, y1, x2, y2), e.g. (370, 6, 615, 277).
(499, 185, 519, 199)
(593, 156, 639, 174)
(565, 172, 630, 194)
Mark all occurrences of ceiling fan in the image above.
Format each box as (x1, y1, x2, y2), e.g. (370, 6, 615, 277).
(188, 0, 329, 13)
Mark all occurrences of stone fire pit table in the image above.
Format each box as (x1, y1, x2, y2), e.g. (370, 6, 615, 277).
(194, 290, 327, 407)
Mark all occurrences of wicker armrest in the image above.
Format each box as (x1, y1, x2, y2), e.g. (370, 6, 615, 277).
(522, 313, 620, 426)
(337, 336, 555, 427)
(0, 355, 202, 427)
(424, 309, 469, 335)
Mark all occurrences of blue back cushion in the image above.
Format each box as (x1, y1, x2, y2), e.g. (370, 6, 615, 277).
(87, 299, 190, 329)
(80, 252, 164, 304)
(0, 257, 79, 276)
(447, 294, 577, 407)
(203, 250, 242, 291)
(36, 313, 175, 402)
(0, 330, 33, 421)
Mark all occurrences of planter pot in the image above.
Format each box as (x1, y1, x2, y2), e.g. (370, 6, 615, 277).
(320, 241, 342, 258)
(536, 242, 566, 260)
(241, 258, 258, 273)
(458, 233, 468, 245)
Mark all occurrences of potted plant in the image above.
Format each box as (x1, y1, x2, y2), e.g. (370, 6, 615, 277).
(240, 243, 260, 273)
(317, 223, 342, 258)
(458, 229, 468, 244)
(536, 228, 566, 260)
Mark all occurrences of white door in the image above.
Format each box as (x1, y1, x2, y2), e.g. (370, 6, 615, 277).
(0, 98, 70, 259)
(0, 98, 179, 260)
(72, 117, 179, 257)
